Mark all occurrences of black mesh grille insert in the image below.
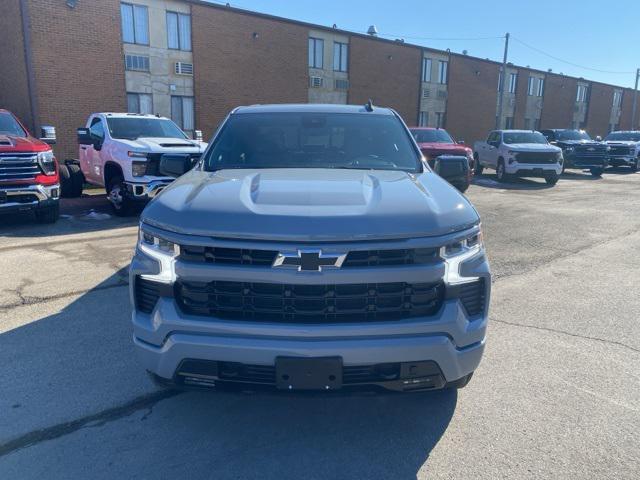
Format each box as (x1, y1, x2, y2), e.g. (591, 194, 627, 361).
(515, 151, 558, 164)
(459, 279, 486, 317)
(135, 277, 162, 313)
(179, 246, 439, 267)
(176, 280, 445, 323)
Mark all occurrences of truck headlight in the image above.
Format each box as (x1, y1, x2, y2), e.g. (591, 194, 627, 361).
(37, 150, 56, 175)
(132, 161, 147, 177)
(556, 152, 564, 162)
(138, 227, 179, 284)
(440, 229, 484, 285)
(564, 147, 574, 154)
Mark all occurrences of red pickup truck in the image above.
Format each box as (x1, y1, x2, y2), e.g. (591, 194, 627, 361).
(409, 127, 474, 192)
(0, 109, 60, 223)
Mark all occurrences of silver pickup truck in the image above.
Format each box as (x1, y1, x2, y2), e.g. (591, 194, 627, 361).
(130, 104, 491, 393)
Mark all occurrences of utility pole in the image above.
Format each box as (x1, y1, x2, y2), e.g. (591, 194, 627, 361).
(495, 33, 510, 130)
(632, 68, 639, 130)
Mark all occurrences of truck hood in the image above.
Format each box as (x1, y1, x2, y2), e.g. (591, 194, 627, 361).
(116, 137, 207, 153)
(0, 134, 51, 153)
(417, 142, 471, 156)
(142, 168, 480, 241)
(505, 143, 561, 153)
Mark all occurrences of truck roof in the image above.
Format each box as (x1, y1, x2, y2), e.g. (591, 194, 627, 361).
(495, 129, 539, 133)
(98, 112, 170, 120)
(232, 104, 396, 115)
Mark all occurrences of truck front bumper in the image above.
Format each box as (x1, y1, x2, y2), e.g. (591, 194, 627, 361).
(505, 161, 562, 176)
(124, 180, 172, 202)
(0, 183, 60, 214)
(608, 155, 637, 167)
(564, 155, 608, 170)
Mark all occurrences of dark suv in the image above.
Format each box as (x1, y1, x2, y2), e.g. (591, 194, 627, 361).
(540, 129, 608, 176)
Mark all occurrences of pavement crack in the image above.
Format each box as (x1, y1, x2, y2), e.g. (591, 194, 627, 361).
(0, 282, 128, 312)
(492, 318, 640, 354)
(0, 389, 183, 458)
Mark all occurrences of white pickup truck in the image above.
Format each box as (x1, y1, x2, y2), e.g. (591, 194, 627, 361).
(473, 130, 563, 185)
(62, 113, 207, 215)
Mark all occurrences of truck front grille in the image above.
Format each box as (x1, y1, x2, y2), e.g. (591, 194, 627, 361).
(515, 152, 558, 164)
(175, 280, 445, 323)
(0, 153, 40, 182)
(573, 145, 607, 157)
(608, 145, 634, 156)
(179, 246, 439, 267)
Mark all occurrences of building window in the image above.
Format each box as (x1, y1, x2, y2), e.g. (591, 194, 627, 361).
(508, 73, 517, 94)
(435, 112, 445, 128)
(613, 90, 623, 108)
(171, 96, 195, 133)
(419, 111, 429, 127)
(124, 54, 150, 72)
(527, 77, 534, 96)
(576, 85, 588, 102)
(537, 78, 544, 97)
(498, 71, 503, 92)
(333, 42, 348, 72)
(505, 116, 514, 129)
(120, 3, 149, 45)
(127, 93, 153, 114)
(308, 37, 324, 69)
(167, 12, 192, 51)
(422, 58, 432, 83)
(437, 60, 448, 84)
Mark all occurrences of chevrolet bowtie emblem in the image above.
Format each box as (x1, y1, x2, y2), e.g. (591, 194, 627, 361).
(273, 249, 347, 272)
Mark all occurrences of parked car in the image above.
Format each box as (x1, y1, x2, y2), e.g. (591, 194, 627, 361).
(473, 130, 563, 185)
(130, 104, 491, 393)
(66, 113, 207, 215)
(540, 129, 608, 176)
(0, 109, 60, 223)
(409, 127, 473, 192)
(603, 131, 640, 171)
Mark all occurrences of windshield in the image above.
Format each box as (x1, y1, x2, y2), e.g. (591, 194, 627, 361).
(106, 117, 188, 140)
(410, 129, 454, 144)
(503, 131, 548, 145)
(557, 130, 592, 141)
(0, 112, 27, 137)
(204, 112, 421, 172)
(605, 132, 640, 142)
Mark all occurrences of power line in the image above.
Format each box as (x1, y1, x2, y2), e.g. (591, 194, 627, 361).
(511, 36, 635, 75)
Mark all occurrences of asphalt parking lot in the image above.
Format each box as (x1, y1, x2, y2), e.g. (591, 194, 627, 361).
(0, 169, 639, 479)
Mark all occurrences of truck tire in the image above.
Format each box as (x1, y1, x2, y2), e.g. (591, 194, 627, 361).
(59, 164, 73, 198)
(107, 174, 134, 216)
(35, 203, 60, 224)
(590, 167, 604, 177)
(66, 163, 84, 197)
(545, 171, 559, 185)
(496, 159, 508, 182)
(474, 154, 483, 176)
(631, 158, 639, 172)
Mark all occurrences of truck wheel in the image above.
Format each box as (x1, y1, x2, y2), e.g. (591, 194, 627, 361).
(496, 160, 508, 182)
(474, 154, 483, 176)
(107, 174, 133, 216)
(545, 172, 559, 185)
(59, 164, 73, 198)
(590, 167, 604, 177)
(631, 158, 639, 172)
(35, 203, 60, 224)
(67, 163, 84, 197)
(445, 372, 474, 389)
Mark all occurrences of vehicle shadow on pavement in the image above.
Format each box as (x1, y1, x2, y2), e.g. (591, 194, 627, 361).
(0, 194, 139, 238)
(472, 174, 554, 190)
(559, 171, 603, 181)
(0, 271, 457, 479)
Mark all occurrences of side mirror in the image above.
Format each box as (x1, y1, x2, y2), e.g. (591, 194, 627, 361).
(39, 125, 56, 145)
(159, 154, 193, 178)
(194, 130, 203, 142)
(77, 128, 93, 145)
(457, 140, 465, 145)
(595, 136, 602, 142)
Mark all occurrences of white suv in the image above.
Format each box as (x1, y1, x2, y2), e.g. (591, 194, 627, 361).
(603, 131, 640, 171)
(71, 113, 206, 215)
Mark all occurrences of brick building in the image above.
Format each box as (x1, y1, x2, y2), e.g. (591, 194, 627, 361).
(1, 0, 638, 160)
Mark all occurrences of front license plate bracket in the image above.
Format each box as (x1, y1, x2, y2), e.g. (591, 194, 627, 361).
(276, 357, 343, 390)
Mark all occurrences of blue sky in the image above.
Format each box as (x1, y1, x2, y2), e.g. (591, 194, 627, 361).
(205, 0, 639, 88)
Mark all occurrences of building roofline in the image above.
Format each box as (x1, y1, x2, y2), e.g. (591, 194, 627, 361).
(186, 0, 634, 92)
